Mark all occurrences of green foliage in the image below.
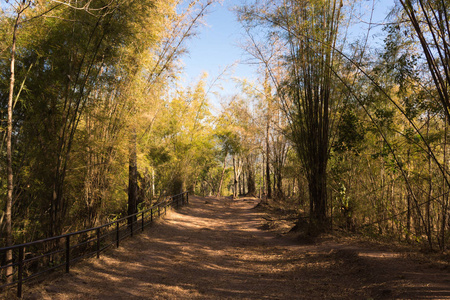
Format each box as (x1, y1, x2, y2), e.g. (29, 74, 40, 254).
(0, 0, 200, 244)
(3, 0, 450, 255)
(142, 75, 222, 196)
(334, 110, 365, 154)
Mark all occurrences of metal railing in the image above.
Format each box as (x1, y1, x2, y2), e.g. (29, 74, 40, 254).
(0, 191, 189, 298)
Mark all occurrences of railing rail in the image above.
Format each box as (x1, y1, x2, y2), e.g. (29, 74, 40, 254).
(0, 191, 189, 298)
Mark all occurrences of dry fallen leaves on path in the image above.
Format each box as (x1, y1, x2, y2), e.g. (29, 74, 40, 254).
(19, 196, 450, 299)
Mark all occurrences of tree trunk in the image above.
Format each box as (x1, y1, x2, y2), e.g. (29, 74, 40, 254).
(238, 173, 242, 196)
(260, 154, 264, 199)
(242, 168, 246, 195)
(407, 192, 411, 242)
(426, 113, 433, 249)
(5, 11, 20, 284)
(441, 118, 448, 250)
(233, 156, 238, 198)
(264, 70, 272, 200)
(216, 152, 227, 197)
(276, 166, 283, 199)
(246, 156, 256, 196)
(152, 168, 155, 198)
(406, 149, 411, 242)
(272, 167, 277, 199)
(266, 121, 272, 199)
(308, 159, 328, 233)
(128, 128, 138, 224)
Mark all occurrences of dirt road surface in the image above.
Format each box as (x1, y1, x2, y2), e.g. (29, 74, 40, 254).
(23, 196, 450, 299)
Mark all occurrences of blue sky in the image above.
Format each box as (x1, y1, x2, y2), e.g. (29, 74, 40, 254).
(181, 0, 395, 108)
(181, 0, 258, 107)
(1, 0, 394, 108)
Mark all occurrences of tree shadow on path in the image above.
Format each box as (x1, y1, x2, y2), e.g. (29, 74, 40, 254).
(24, 196, 450, 299)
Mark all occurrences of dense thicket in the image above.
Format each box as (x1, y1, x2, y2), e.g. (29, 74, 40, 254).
(2, 0, 450, 269)
(0, 0, 220, 251)
(233, 0, 450, 249)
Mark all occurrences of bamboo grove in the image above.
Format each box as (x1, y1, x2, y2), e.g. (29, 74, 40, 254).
(0, 0, 218, 259)
(236, 0, 450, 249)
(1, 0, 450, 278)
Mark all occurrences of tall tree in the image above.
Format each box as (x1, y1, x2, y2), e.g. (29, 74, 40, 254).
(0, 0, 210, 243)
(239, 0, 343, 232)
(264, 73, 273, 199)
(399, 0, 450, 121)
(3, 0, 31, 284)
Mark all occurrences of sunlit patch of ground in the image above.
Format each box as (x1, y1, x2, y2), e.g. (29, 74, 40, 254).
(18, 195, 450, 300)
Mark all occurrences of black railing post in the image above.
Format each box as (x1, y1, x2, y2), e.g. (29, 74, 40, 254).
(17, 246, 24, 298)
(65, 235, 70, 273)
(116, 222, 120, 248)
(96, 228, 100, 258)
(0, 191, 189, 293)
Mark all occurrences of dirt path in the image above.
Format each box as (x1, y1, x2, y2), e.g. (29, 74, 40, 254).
(24, 196, 450, 299)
